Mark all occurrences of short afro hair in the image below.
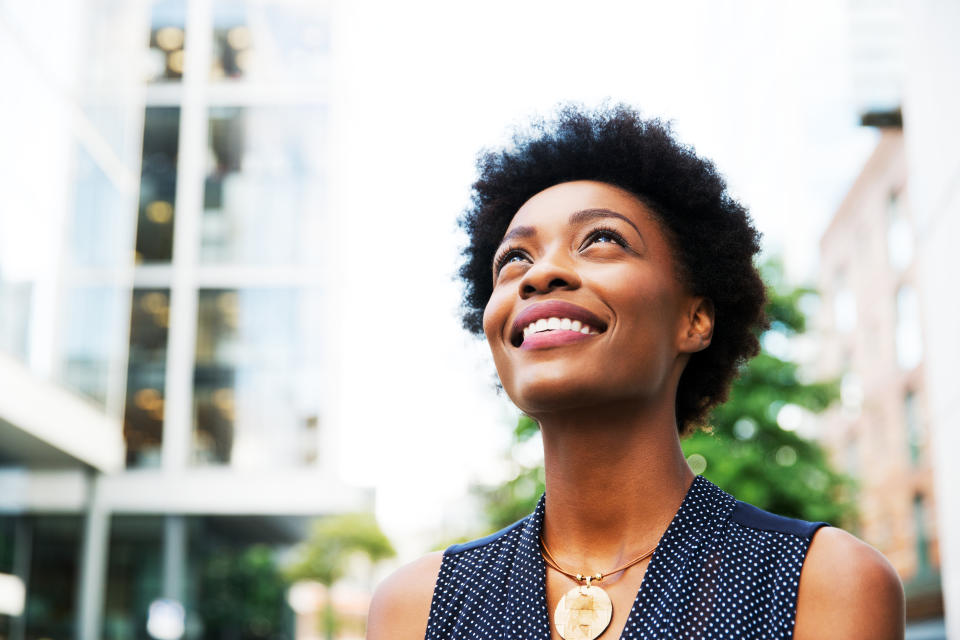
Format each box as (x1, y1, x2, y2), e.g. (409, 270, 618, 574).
(457, 104, 768, 434)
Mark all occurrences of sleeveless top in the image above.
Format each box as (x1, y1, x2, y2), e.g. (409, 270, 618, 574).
(425, 475, 828, 640)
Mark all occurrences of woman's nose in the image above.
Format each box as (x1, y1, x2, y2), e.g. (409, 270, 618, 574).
(518, 251, 581, 298)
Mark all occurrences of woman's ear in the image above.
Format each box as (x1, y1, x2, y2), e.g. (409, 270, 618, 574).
(679, 297, 714, 353)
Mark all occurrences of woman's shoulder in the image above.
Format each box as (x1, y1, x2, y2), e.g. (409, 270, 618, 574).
(794, 526, 904, 640)
(367, 551, 444, 640)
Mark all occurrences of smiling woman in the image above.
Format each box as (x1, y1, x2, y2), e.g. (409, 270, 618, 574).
(366, 105, 904, 640)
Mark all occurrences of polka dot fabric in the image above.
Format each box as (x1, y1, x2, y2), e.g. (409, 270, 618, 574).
(425, 475, 828, 639)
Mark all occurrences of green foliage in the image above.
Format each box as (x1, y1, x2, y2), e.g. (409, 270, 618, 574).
(477, 258, 855, 532)
(197, 544, 291, 640)
(682, 260, 854, 526)
(285, 513, 395, 586)
(472, 416, 545, 531)
(284, 513, 395, 640)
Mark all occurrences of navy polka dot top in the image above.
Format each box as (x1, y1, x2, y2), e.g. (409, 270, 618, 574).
(425, 475, 828, 639)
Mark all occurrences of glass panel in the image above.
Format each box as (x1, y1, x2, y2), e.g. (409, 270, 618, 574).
(23, 516, 82, 640)
(211, 1, 330, 83)
(0, 278, 30, 362)
(147, 0, 187, 84)
(61, 285, 127, 407)
(103, 516, 164, 640)
(71, 144, 137, 268)
(192, 288, 323, 468)
(79, 1, 151, 160)
(913, 495, 931, 576)
(905, 391, 923, 466)
(895, 284, 923, 370)
(886, 191, 913, 271)
(202, 106, 327, 265)
(124, 289, 171, 468)
(136, 107, 180, 264)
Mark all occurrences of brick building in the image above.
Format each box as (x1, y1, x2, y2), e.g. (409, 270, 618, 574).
(816, 125, 942, 621)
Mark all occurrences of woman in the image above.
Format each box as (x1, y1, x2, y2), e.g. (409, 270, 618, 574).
(368, 105, 903, 640)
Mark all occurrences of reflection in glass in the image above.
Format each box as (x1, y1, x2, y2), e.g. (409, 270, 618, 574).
(147, 0, 187, 83)
(913, 495, 932, 576)
(188, 516, 301, 638)
(904, 391, 923, 466)
(193, 289, 322, 467)
(124, 289, 171, 468)
(103, 516, 163, 640)
(61, 286, 127, 407)
(71, 144, 135, 268)
(0, 279, 30, 363)
(895, 284, 923, 370)
(202, 107, 327, 264)
(211, 1, 330, 83)
(22, 517, 82, 640)
(886, 191, 913, 271)
(136, 107, 180, 263)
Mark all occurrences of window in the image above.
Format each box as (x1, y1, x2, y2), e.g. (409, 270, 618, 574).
(904, 391, 924, 466)
(192, 288, 323, 468)
(124, 289, 171, 468)
(135, 108, 180, 263)
(886, 191, 913, 271)
(202, 106, 327, 265)
(210, 0, 331, 83)
(913, 494, 932, 577)
(146, 0, 187, 83)
(895, 284, 923, 370)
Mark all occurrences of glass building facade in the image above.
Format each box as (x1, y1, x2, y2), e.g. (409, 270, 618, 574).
(0, 1, 365, 638)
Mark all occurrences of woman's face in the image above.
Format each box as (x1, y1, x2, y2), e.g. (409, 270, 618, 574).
(482, 180, 709, 417)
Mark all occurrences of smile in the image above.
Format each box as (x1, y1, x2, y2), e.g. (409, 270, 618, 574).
(510, 300, 607, 348)
(522, 317, 600, 339)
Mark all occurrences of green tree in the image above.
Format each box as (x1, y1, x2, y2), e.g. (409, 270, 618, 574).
(284, 513, 395, 640)
(681, 260, 853, 525)
(477, 260, 854, 531)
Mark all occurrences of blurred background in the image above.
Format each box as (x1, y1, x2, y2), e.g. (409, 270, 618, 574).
(0, 0, 957, 638)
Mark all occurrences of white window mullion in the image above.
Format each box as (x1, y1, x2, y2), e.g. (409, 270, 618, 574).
(162, 0, 212, 472)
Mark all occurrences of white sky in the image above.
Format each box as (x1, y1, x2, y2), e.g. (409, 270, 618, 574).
(329, 0, 880, 549)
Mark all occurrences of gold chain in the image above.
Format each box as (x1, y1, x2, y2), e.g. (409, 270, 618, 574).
(540, 536, 656, 586)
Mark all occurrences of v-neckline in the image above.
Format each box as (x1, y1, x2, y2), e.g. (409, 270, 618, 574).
(517, 475, 730, 640)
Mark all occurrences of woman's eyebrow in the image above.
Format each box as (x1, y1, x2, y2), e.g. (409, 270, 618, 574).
(499, 225, 536, 244)
(569, 208, 642, 236)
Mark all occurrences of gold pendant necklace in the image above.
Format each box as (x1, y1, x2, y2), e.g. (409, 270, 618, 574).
(541, 536, 656, 640)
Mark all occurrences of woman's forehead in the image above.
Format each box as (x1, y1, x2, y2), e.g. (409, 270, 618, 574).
(503, 180, 654, 234)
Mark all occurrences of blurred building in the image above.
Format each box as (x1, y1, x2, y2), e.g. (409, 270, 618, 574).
(816, 124, 943, 622)
(900, 4, 960, 639)
(0, 1, 369, 639)
(817, 3, 960, 637)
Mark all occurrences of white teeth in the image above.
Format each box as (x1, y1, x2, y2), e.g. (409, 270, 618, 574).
(519, 316, 602, 341)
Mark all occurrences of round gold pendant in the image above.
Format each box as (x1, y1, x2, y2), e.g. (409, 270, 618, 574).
(553, 584, 613, 640)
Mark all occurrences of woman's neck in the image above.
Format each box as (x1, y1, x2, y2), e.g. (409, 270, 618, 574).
(536, 398, 694, 571)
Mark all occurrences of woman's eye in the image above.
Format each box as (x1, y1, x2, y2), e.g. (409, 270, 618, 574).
(495, 250, 528, 273)
(585, 229, 626, 247)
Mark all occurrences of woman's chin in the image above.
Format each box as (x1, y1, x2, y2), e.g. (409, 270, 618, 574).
(507, 377, 617, 416)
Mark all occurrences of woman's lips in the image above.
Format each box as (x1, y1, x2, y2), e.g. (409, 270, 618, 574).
(510, 300, 607, 348)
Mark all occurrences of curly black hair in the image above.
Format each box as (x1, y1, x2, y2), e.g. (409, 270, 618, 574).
(458, 104, 768, 434)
